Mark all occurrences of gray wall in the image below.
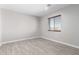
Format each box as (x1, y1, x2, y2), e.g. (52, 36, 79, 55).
(41, 5, 79, 47)
(1, 9, 39, 42)
(0, 9, 2, 44)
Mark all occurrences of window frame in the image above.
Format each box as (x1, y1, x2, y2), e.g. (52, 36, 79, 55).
(48, 15, 61, 32)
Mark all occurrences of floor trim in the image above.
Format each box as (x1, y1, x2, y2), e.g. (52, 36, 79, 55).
(42, 36, 79, 49)
(1, 36, 79, 49)
(1, 36, 39, 45)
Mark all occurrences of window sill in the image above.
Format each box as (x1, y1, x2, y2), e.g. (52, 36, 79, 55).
(48, 30, 61, 32)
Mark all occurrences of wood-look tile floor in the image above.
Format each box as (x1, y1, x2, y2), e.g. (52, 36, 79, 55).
(0, 38, 79, 55)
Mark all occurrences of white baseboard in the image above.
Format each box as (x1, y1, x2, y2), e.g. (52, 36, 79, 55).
(2, 36, 39, 45)
(42, 36, 79, 49)
(1, 36, 79, 49)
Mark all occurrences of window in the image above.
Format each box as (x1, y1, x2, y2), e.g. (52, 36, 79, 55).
(48, 15, 62, 32)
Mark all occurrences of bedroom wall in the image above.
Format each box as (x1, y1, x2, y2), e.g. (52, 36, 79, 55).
(40, 5, 79, 47)
(0, 9, 2, 45)
(1, 9, 39, 42)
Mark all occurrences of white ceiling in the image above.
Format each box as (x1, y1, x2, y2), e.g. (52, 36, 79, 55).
(0, 4, 70, 17)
